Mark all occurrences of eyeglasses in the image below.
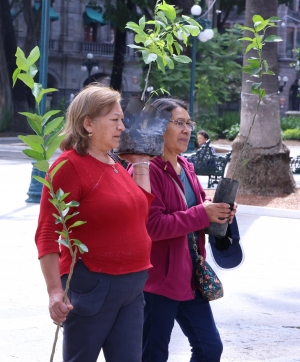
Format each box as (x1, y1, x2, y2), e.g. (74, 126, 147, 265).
(169, 119, 196, 131)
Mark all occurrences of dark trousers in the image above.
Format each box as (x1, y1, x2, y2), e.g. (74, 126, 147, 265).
(143, 291, 223, 362)
(61, 260, 148, 362)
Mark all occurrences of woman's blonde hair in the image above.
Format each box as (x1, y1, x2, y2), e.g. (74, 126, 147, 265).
(60, 84, 121, 155)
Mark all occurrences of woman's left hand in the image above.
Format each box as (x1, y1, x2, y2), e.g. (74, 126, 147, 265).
(229, 202, 238, 224)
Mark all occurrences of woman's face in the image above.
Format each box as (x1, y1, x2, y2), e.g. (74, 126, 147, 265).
(164, 106, 191, 156)
(197, 134, 206, 146)
(84, 102, 125, 152)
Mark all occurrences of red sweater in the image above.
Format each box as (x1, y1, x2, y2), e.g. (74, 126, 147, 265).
(35, 149, 154, 276)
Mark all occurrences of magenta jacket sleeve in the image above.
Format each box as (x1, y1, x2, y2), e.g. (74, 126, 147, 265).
(146, 165, 210, 242)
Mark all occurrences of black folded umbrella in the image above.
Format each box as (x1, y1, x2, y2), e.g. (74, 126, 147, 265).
(117, 97, 170, 156)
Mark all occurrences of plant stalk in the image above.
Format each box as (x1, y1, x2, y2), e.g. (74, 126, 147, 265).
(141, 63, 152, 102)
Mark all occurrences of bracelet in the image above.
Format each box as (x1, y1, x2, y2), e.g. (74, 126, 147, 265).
(132, 161, 150, 167)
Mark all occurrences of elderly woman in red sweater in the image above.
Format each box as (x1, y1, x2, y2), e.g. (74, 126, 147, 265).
(142, 98, 237, 362)
(35, 84, 153, 362)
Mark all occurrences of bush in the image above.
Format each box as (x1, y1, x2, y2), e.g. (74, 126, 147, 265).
(282, 128, 300, 140)
(195, 111, 240, 139)
(225, 123, 240, 140)
(280, 116, 300, 131)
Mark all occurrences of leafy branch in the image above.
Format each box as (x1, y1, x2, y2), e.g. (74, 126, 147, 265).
(231, 15, 282, 180)
(126, 0, 202, 101)
(13, 46, 88, 362)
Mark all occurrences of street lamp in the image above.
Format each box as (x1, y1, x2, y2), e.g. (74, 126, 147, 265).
(187, 4, 215, 151)
(278, 75, 289, 92)
(81, 53, 99, 84)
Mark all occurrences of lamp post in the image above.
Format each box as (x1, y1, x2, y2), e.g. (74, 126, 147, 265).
(81, 53, 99, 84)
(187, 4, 214, 152)
(278, 75, 288, 93)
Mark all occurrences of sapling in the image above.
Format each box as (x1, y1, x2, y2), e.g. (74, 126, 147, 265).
(13, 46, 88, 362)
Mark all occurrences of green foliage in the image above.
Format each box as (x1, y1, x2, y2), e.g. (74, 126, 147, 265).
(282, 128, 300, 140)
(225, 123, 240, 140)
(280, 116, 300, 131)
(197, 111, 240, 139)
(126, 0, 201, 97)
(13, 46, 88, 258)
(148, 28, 242, 112)
(239, 15, 281, 97)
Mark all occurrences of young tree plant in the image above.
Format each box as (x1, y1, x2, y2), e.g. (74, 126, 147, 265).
(13, 46, 88, 362)
(126, 0, 202, 101)
(231, 14, 282, 180)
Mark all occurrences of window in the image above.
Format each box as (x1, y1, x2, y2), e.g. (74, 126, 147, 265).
(84, 24, 97, 42)
(286, 27, 294, 57)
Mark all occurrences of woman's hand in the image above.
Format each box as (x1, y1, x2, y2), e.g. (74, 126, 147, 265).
(49, 287, 73, 324)
(203, 202, 232, 224)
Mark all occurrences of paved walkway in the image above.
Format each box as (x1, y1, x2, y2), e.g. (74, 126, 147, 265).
(0, 138, 299, 361)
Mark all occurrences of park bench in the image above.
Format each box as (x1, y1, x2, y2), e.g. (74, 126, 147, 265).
(185, 140, 232, 188)
(290, 156, 300, 174)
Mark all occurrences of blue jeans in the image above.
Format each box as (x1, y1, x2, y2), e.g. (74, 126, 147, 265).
(143, 291, 223, 362)
(61, 260, 148, 362)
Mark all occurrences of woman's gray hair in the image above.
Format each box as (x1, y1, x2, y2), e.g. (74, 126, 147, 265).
(151, 97, 188, 113)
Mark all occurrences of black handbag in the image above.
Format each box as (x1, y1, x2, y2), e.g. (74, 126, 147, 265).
(167, 173, 224, 302)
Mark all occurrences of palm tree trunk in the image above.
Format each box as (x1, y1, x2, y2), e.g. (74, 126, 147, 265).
(226, 0, 296, 195)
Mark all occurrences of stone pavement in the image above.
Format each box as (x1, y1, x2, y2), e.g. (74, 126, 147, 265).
(0, 138, 300, 362)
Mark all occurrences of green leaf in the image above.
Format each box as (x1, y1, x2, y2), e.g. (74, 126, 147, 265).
(156, 56, 165, 72)
(166, 33, 173, 45)
(12, 68, 21, 87)
(58, 239, 70, 249)
(65, 211, 79, 221)
(173, 42, 181, 55)
(155, 11, 168, 24)
(246, 59, 260, 67)
(36, 88, 57, 105)
(34, 160, 49, 172)
(135, 33, 147, 44)
(264, 35, 282, 42)
(165, 57, 174, 69)
(51, 159, 68, 179)
(27, 46, 40, 66)
(69, 220, 87, 228)
(157, 4, 176, 22)
(239, 37, 254, 42)
(253, 15, 264, 23)
(25, 118, 42, 136)
(18, 135, 44, 153)
(43, 110, 61, 121)
(263, 59, 269, 72)
(32, 83, 42, 100)
(28, 64, 38, 78)
(139, 16, 145, 30)
(33, 175, 50, 188)
(184, 15, 202, 29)
(172, 55, 191, 64)
(17, 73, 34, 89)
(259, 89, 266, 98)
(45, 127, 63, 147)
(263, 70, 275, 75)
(19, 112, 42, 122)
(245, 42, 255, 53)
(22, 149, 45, 161)
(15, 51, 28, 71)
(243, 65, 252, 74)
(62, 207, 70, 217)
(78, 243, 89, 254)
(255, 19, 269, 32)
(269, 16, 281, 23)
(55, 188, 64, 200)
(142, 51, 157, 64)
(239, 26, 255, 33)
(251, 67, 262, 76)
(46, 134, 65, 159)
(44, 117, 64, 135)
(250, 87, 260, 95)
(125, 21, 141, 32)
(184, 25, 200, 37)
(65, 201, 80, 207)
(252, 82, 262, 89)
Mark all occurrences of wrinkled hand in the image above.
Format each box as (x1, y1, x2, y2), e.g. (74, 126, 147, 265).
(203, 202, 232, 224)
(49, 288, 73, 324)
(118, 153, 155, 164)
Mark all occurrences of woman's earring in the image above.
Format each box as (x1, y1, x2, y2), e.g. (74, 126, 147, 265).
(88, 132, 92, 139)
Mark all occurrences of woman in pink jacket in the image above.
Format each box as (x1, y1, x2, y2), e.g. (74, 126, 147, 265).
(142, 98, 237, 362)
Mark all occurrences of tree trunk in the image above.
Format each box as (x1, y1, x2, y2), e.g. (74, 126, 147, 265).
(22, 0, 42, 56)
(226, 0, 296, 195)
(110, 28, 127, 91)
(0, 0, 31, 133)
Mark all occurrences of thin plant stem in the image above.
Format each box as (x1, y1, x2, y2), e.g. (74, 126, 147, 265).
(231, 96, 262, 181)
(141, 63, 152, 102)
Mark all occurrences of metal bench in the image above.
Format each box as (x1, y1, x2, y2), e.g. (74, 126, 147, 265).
(186, 141, 232, 188)
(290, 156, 300, 174)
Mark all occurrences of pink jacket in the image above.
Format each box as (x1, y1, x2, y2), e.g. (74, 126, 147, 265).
(145, 156, 210, 301)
